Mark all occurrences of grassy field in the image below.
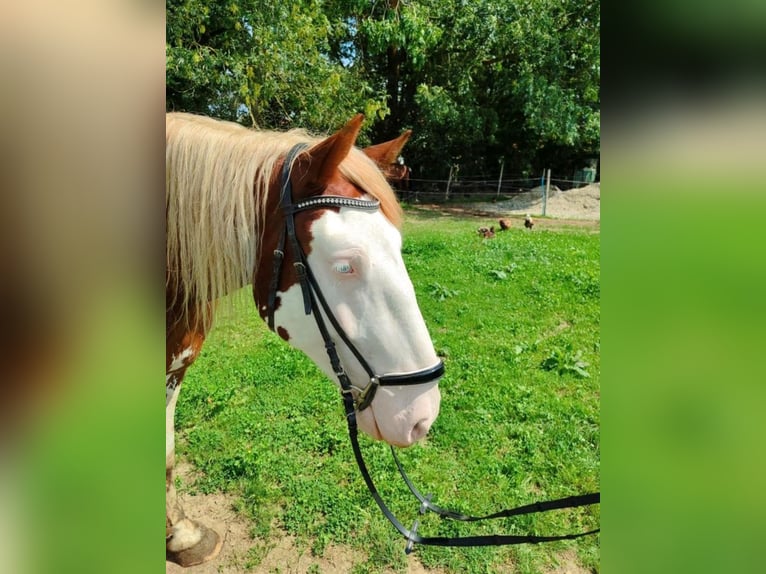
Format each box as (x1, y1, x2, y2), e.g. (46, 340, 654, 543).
(176, 209, 600, 573)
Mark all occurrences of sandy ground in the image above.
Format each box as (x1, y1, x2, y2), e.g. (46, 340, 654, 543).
(474, 183, 601, 221)
(166, 462, 434, 574)
(408, 184, 600, 236)
(413, 183, 600, 225)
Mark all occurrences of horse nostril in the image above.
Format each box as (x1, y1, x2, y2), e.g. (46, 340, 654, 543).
(410, 419, 430, 444)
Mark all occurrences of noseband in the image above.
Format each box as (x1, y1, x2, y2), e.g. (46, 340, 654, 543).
(265, 143, 444, 413)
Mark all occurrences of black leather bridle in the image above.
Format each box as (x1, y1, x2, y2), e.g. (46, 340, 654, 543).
(265, 143, 600, 552)
(265, 143, 445, 412)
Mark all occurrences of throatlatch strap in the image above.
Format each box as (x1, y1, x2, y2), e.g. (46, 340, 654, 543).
(266, 226, 286, 331)
(280, 143, 313, 316)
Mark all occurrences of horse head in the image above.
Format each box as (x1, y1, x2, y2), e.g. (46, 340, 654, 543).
(255, 116, 441, 447)
(362, 129, 412, 190)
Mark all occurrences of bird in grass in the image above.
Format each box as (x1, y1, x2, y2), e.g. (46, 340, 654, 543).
(498, 218, 511, 231)
(524, 214, 534, 229)
(480, 226, 495, 238)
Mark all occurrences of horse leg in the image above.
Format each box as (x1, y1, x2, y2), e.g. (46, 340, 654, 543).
(165, 330, 222, 567)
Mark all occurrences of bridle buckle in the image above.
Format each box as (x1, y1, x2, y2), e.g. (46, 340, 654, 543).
(355, 377, 380, 412)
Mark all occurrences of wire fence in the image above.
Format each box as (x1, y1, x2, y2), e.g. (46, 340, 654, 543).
(394, 170, 599, 203)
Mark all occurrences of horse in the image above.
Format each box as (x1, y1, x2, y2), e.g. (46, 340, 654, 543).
(386, 162, 412, 192)
(166, 113, 443, 566)
(362, 130, 412, 195)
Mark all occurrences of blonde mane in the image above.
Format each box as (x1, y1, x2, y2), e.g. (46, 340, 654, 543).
(166, 112, 402, 328)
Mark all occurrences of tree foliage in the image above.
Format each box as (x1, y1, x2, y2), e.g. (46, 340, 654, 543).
(166, 0, 599, 177)
(166, 0, 387, 133)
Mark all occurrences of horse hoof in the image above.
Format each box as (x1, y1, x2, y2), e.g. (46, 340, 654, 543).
(166, 523, 223, 567)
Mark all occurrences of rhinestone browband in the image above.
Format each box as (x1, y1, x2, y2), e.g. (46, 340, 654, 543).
(291, 196, 381, 213)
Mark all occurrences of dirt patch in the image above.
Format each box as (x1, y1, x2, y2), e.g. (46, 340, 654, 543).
(166, 462, 254, 574)
(473, 183, 600, 221)
(166, 461, 433, 573)
(546, 549, 594, 574)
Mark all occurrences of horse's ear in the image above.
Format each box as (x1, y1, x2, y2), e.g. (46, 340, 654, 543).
(295, 114, 364, 191)
(362, 130, 412, 166)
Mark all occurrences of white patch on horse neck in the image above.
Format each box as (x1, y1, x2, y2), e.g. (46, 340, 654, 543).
(166, 346, 194, 406)
(169, 347, 194, 372)
(271, 207, 442, 446)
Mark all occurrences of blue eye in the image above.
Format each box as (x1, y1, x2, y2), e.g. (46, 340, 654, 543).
(333, 261, 353, 274)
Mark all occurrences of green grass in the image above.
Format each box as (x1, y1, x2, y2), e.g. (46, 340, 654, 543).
(176, 210, 600, 573)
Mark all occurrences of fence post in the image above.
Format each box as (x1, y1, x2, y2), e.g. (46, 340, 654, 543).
(445, 164, 458, 201)
(542, 169, 551, 216)
(496, 159, 504, 199)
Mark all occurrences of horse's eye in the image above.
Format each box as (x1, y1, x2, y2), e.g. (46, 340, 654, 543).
(333, 261, 354, 274)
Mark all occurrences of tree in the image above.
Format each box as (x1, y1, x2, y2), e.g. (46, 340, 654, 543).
(166, 0, 600, 179)
(166, 0, 387, 133)
(492, 0, 600, 174)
